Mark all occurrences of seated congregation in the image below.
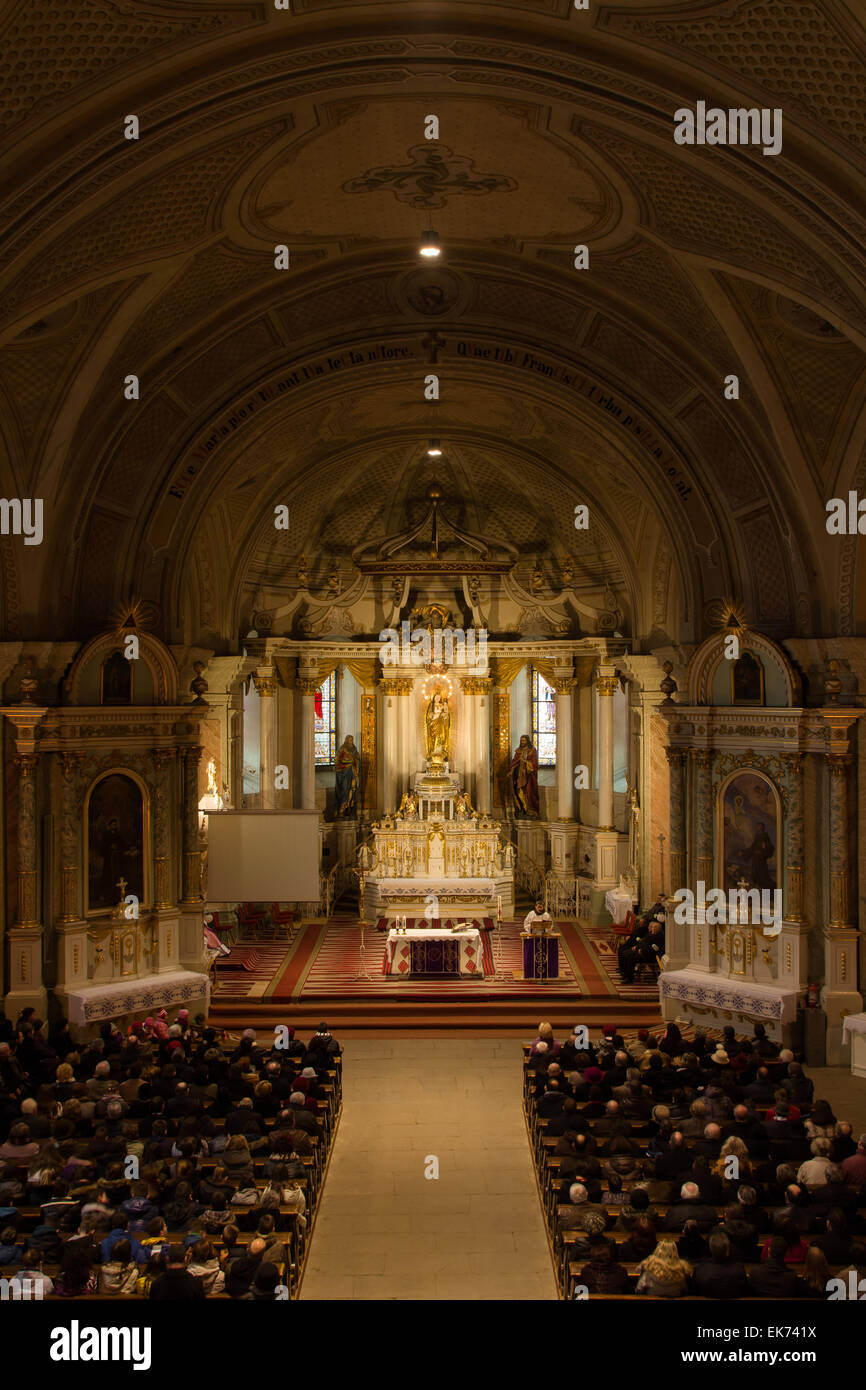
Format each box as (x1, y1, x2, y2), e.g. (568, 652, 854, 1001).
(0, 1010, 341, 1299)
(525, 1021, 866, 1300)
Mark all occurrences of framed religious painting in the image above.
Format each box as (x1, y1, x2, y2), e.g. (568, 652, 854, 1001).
(730, 649, 765, 705)
(717, 769, 781, 893)
(86, 771, 146, 913)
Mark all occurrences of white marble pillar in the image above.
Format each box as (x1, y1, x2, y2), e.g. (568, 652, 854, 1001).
(554, 679, 576, 821)
(593, 669, 619, 889)
(254, 674, 277, 809)
(298, 679, 318, 810)
(380, 680, 399, 812)
(474, 679, 492, 815)
(596, 671, 617, 831)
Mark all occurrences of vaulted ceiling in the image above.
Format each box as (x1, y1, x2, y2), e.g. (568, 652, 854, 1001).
(1, 0, 864, 649)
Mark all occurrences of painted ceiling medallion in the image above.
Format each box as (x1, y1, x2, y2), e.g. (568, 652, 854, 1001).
(343, 145, 518, 209)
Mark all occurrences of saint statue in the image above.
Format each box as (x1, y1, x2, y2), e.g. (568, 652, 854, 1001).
(334, 735, 360, 816)
(454, 790, 474, 819)
(509, 734, 539, 817)
(397, 790, 419, 819)
(424, 686, 451, 769)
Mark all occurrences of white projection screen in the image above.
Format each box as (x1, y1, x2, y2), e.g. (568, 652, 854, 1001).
(206, 811, 321, 902)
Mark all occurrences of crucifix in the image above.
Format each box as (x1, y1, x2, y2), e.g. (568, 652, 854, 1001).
(423, 331, 445, 364)
(116, 876, 128, 900)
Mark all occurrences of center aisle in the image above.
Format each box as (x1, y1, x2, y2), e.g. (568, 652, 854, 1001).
(299, 1037, 558, 1300)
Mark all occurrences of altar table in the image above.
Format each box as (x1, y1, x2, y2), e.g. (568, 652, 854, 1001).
(383, 927, 484, 977)
(521, 932, 560, 981)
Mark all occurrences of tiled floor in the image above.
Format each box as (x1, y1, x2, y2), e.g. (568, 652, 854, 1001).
(299, 1038, 558, 1301)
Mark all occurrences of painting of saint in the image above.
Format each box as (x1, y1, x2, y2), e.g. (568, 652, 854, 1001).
(87, 774, 144, 911)
(720, 771, 779, 892)
(509, 734, 539, 817)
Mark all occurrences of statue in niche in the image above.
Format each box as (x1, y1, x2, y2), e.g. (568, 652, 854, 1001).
(334, 736, 360, 817)
(454, 790, 474, 819)
(509, 734, 539, 817)
(424, 686, 451, 769)
(101, 650, 132, 705)
(732, 650, 764, 704)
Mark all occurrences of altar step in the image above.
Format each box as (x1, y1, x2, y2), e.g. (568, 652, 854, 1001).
(209, 995, 663, 1032)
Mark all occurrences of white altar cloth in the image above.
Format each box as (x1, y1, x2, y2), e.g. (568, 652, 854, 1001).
(604, 889, 636, 925)
(842, 1012, 866, 1079)
(383, 927, 484, 977)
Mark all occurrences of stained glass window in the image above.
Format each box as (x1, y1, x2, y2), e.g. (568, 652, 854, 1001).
(532, 668, 556, 766)
(314, 671, 336, 766)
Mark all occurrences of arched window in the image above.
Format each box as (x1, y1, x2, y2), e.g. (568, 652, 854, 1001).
(531, 668, 556, 766)
(315, 671, 336, 766)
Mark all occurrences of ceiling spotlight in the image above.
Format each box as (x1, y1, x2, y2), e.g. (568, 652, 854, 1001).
(419, 229, 440, 258)
(426, 440, 442, 457)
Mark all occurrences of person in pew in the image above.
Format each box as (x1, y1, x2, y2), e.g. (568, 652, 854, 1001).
(578, 1236, 631, 1294)
(261, 1166, 307, 1231)
(799, 1245, 832, 1300)
(254, 1212, 288, 1268)
(747, 1233, 802, 1298)
(812, 1208, 865, 1265)
(601, 1172, 630, 1208)
(797, 1137, 835, 1190)
(634, 1238, 692, 1298)
(18, 1247, 54, 1297)
(149, 1242, 206, 1300)
(808, 1165, 860, 1220)
(804, 1100, 839, 1142)
(761, 1217, 807, 1265)
(601, 1136, 644, 1183)
(201, 1191, 234, 1235)
(841, 1133, 866, 1185)
(676, 1220, 709, 1264)
(556, 1182, 597, 1232)
(546, 1098, 589, 1138)
(780, 1061, 814, 1108)
(537, 1078, 570, 1120)
(721, 1205, 761, 1263)
(768, 1183, 816, 1234)
(663, 1181, 719, 1233)
(55, 1244, 99, 1296)
(98, 1236, 140, 1295)
(620, 1214, 658, 1263)
(690, 1229, 748, 1300)
(650, 1130, 693, 1184)
(691, 1122, 723, 1161)
(751, 1022, 778, 1059)
(224, 1235, 266, 1298)
(185, 1237, 225, 1294)
(689, 1155, 726, 1207)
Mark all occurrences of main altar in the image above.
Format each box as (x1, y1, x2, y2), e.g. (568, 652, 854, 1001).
(359, 674, 515, 927)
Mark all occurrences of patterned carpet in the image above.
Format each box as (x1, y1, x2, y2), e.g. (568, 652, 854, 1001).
(211, 916, 657, 1005)
(580, 925, 664, 1002)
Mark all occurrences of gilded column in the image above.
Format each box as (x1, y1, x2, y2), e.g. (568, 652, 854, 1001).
(297, 678, 319, 810)
(666, 748, 686, 893)
(782, 752, 805, 922)
(827, 753, 852, 927)
(181, 745, 203, 906)
(692, 749, 714, 893)
(14, 754, 39, 926)
(58, 752, 83, 921)
(552, 678, 577, 821)
(595, 674, 618, 831)
(361, 692, 378, 811)
(151, 749, 174, 909)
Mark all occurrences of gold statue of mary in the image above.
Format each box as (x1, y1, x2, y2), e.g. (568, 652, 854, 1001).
(424, 686, 451, 769)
